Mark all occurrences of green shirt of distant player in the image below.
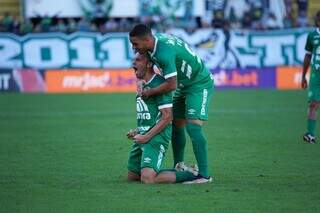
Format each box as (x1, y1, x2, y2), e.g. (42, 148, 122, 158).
(305, 28, 320, 101)
(136, 74, 172, 141)
(148, 33, 213, 90)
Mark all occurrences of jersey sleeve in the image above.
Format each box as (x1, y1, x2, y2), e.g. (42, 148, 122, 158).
(157, 46, 177, 79)
(156, 91, 173, 110)
(305, 33, 313, 54)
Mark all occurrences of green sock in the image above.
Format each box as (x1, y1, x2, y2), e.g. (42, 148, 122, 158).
(172, 126, 186, 166)
(175, 171, 196, 183)
(307, 119, 317, 136)
(186, 123, 209, 177)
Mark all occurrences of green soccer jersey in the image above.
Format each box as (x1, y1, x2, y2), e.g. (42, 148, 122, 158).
(148, 33, 213, 90)
(136, 74, 172, 140)
(305, 29, 320, 71)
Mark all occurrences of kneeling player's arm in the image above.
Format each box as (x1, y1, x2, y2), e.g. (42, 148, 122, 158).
(138, 107, 172, 143)
(148, 76, 177, 96)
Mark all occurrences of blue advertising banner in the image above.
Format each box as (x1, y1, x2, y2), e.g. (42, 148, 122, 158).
(212, 67, 276, 89)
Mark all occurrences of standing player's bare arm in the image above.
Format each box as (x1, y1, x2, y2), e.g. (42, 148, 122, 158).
(301, 53, 312, 89)
(141, 76, 176, 98)
(133, 107, 172, 143)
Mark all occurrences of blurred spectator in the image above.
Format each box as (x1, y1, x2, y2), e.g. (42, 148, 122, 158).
(296, 10, 309, 27)
(283, 13, 295, 28)
(211, 0, 226, 28)
(184, 16, 198, 33)
(20, 19, 33, 34)
(118, 18, 131, 32)
(1, 12, 14, 32)
(284, 0, 294, 15)
(12, 16, 21, 34)
(225, 0, 249, 22)
(105, 18, 118, 32)
(67, 18, 77, 33)
(250, 5, 264, 22)
(56, 19, 67, 33)
(77, 17, 91, 31)
(242, 11, 252, 29)
(212, 10, 225, 28)
(184, 0, 194, 20)
(297, 0, 308, 14)
(264, 12, 280, 29)
(0, 0, 313, 35)
(228, 7, 241, 29)
(90, 22, 98, 32)
(268, 0, 286, 28)
(40, 16, 52, 32)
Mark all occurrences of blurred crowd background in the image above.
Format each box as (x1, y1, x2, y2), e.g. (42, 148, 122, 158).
(0, 0, 318, 35)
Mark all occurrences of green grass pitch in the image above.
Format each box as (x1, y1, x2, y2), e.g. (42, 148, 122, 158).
(0, 90, 319, 212)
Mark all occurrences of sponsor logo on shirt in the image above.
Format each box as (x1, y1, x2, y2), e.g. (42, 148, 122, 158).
(201, 89, 208, 115)
(188, 109, 196, 115)
(136, 97, 151, 120)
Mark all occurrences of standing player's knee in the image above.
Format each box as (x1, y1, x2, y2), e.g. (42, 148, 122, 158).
(309, 101, 320, 112)
(187, 119, 203, 126)
(173, 119, 186, 128)
(185, 121, 201, 135)
(140, 168, 157, 184)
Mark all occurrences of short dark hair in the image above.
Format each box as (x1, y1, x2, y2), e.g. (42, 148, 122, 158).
(129, 24, 152, 37)
(315, 11, 320, 26)
(316, 11, 320, 19)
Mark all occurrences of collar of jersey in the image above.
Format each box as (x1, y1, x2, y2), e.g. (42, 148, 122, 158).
(145, 74, 156, 85)
(150, 36, 158, 57)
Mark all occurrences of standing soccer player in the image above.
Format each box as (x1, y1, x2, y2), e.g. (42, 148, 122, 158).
(127, 53, 197, 184)
(129, 24, 214, 183)
(301, 11, 320, 144)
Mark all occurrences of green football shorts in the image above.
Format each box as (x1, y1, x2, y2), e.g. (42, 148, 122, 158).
(173, 80, 214, 120)
(308, 68, 320, 102)
(127, 134, 169, 175)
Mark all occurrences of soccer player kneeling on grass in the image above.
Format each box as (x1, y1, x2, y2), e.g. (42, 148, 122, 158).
(127, 53, 197, 184)
(129, 24, 213, 183)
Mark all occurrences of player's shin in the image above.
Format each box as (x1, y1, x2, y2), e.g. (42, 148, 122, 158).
(186, 122, 209, 178)
(307, 102, 319, 136)
(172, 126, 186, 166)
(175, 171, 197, 183)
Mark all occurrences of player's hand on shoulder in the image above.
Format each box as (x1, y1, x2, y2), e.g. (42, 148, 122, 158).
(141, 88, 151, 99)
(133, 134, 150, 143)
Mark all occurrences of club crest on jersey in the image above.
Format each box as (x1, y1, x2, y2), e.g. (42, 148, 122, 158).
(136, 97, 151, 120)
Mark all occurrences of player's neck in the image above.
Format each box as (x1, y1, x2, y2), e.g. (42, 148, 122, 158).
(150, 36, 156, 52)
(144, 70, 156, 84)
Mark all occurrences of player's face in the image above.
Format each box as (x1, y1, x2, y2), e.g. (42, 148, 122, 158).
(132, 53, 148, 79)
(130, 36, 148, 54)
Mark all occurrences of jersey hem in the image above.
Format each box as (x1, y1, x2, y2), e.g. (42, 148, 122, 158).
(158, 103, 173, 109)
(164, 72, 177, 79)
